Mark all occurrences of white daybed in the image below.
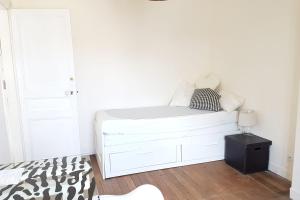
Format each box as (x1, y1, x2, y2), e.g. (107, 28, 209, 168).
(95, 106, 239, 179)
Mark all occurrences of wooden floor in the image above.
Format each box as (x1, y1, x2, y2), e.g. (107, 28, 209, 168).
(90, 155, 291, 200)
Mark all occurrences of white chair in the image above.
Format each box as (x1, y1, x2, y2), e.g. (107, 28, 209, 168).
(93, 184, 164, 200)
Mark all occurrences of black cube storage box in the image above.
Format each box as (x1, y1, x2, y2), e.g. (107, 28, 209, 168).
(225, 134, 272, 174)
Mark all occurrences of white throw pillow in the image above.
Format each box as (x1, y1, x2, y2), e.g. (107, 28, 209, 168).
(220, 90, 245, 112)
(169, 82, 195, 107)
(195, 74, 221, 90)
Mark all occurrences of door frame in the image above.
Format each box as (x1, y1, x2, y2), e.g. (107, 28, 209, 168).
(0, 3, 10, 164)
(291, 80, 300, 199)
(0, 4, 24, 162)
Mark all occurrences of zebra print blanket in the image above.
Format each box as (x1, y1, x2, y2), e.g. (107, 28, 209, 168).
(0, 156, 97, 200)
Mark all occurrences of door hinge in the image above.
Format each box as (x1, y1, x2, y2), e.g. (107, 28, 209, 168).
(2, 80, 7, 90)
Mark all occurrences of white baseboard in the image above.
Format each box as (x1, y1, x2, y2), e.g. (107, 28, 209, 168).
(268, 162, 289, 179)
(290, 188, 300, 200)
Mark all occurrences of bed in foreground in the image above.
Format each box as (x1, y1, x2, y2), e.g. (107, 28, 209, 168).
(0, 156, 97, 199)
(95, 106, 239, 179)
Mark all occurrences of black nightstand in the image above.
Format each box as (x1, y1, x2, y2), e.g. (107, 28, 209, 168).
(225, 134, 272, 174)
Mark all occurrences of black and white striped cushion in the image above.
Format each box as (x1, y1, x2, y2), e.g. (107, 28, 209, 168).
(189, 88, 222, 111)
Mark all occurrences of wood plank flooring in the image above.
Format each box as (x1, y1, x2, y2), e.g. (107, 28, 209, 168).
(90, 155, 291, 200)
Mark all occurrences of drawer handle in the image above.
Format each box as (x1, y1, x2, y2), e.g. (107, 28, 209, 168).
(254, 147, 261, 151)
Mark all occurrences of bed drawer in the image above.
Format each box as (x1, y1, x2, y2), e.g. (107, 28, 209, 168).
(182, 142, 224, 162)
(108, 144, 178, 173)
(182, 133, 225, 162)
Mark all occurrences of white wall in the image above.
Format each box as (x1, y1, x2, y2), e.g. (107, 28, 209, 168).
(10, 0, 299, 179)
(210, 0, 299, 179)
(0, 0, 10, 8)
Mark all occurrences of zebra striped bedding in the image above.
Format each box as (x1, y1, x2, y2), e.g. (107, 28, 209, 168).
(0, 156, 97, 200)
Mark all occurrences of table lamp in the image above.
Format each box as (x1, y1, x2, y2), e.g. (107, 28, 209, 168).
(238, 110, 257, 134)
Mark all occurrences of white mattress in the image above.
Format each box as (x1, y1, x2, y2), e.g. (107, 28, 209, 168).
(95, 106, 238, 136)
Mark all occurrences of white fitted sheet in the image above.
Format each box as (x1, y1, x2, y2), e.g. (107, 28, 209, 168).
(95, 106, 238, 135)
(104, 123, 239, 146)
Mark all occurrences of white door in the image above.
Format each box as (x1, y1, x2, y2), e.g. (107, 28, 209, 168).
(11, 10, 81, 161)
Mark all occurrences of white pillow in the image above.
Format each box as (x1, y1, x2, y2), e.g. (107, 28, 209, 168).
(195, 74, 221, 90)
(220, 90, 245, 112)
(169, 82, 195, 107)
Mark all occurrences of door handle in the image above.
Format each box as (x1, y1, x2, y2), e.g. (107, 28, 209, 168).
(65, 91, 74, 96)
(65, 90, 79, 96)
